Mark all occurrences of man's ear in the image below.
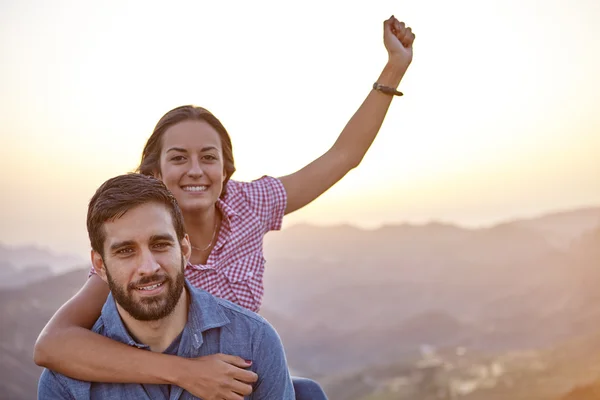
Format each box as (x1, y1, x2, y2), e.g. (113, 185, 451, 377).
(181, 234, 192, 263)
(91, 250, 109, 284)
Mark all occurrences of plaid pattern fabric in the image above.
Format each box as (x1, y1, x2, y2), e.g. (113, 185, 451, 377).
(89, 176, 287, 312)
(184, 176, 287, 312)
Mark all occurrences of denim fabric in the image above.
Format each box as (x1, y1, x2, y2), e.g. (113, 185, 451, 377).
(293, 376, 328, 400)
(38, 280, 295, 399)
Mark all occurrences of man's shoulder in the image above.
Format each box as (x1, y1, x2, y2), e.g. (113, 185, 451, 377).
(216, 296, 268, 325)
(37, 317, 107, 397)
(213, 296, 284, 348)
(188, 285, 272, 331)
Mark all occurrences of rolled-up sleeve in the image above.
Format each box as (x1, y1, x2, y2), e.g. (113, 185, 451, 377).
(239, 176, 287, 233)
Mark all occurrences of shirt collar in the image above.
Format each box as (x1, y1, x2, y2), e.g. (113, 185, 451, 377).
(212, 196, 238, 253)
(216, 196, 238, 221)
(184, 280, 230, 349)
(99, 279, 230, 351)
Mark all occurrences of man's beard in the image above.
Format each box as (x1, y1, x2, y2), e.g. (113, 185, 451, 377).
(105, 256, 185, 321)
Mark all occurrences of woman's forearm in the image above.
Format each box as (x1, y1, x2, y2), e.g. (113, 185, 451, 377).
(32, 276, 255, 398)
(33, 274, 182, 384)
(36, 325, 183, 384)
(332, 59, 408, 167)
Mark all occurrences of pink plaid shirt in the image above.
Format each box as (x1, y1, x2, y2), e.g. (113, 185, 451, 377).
(184, 176, 287, 312)
(90, 176, 286, 313)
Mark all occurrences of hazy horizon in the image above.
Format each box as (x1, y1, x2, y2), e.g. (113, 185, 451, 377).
(2, 203, 599, 262)
(2, 0, 599, 258)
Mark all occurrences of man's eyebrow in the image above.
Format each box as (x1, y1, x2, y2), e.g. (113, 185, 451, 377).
(149, 234, 176, 242)
(109, 240, 135, 252)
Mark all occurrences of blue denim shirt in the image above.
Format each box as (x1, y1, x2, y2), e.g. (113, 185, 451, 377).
(38, 280, 295, 400)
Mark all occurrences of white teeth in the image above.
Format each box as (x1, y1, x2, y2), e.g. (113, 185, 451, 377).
(183, 186, 207, 192)
(138, 283, 162, 291)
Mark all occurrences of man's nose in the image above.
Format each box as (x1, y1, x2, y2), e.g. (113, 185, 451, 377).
(137, 249, 160, 275)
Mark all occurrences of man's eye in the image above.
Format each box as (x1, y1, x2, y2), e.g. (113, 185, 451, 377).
(154, 243, 170, 249)
(117, 248, 133, 255)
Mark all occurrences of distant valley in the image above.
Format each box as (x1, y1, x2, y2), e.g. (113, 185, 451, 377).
(1, 206, 599, 399)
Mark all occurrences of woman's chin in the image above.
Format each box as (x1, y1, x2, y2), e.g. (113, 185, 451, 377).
(181, 199, 216, 214)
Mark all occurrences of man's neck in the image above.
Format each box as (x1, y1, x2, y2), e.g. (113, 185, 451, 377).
(117, 289, 189, 353)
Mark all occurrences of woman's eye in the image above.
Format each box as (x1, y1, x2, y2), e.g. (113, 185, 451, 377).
(170, 155, 186, 162)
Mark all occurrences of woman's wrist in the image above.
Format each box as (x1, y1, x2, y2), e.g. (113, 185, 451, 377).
(158, 353, 189, 386)
(376, 59, 408, 89)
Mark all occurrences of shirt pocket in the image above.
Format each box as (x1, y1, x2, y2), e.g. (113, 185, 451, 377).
(221, 252, 265, 312)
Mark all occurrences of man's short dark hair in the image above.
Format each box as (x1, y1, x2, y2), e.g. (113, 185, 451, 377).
(87, 173, 186, 256)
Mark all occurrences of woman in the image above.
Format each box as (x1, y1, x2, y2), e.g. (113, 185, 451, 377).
(34, 15, 415, 400)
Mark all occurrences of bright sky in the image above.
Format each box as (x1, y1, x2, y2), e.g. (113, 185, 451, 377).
(1, 0, 599, 258)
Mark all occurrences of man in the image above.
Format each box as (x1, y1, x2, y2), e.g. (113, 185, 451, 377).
(38, 173, 295, 399)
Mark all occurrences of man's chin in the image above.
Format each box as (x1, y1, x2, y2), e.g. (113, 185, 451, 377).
(127, 301, 169, 321)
